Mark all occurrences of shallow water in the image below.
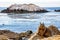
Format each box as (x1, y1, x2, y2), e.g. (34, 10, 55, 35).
(0, 12, 60, 33)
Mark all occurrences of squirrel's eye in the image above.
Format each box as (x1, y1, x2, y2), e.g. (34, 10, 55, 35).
(42, 29, 44, 31)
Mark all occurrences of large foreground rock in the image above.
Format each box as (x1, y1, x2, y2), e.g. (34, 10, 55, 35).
(41, 35, 60, 40)
(0, 30, 19, 40)
(1, 4, 48, 13)
(0, 30, 33, 40)
(0, 35, 8, 40)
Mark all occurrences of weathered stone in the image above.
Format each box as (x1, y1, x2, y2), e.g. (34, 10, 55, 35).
(41, 35, 60, 40)
(18, 30, 33, 40)
(0, 35, 8, 40)
(1, 4, 48, 13)
(0, 30, 19, 40)
(55, 10, 60, 12)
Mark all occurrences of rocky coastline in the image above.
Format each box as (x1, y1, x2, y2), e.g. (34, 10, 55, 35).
(1, 4, 48, 13)
(0, 23, 60, 40)
(55, 9, 60, 12)
(0, 30, 33, 40)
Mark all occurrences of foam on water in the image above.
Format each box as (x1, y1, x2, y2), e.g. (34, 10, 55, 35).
(0, 12, 60, 33)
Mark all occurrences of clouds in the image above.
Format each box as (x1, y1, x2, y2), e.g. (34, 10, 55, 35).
(0, 0, 60, 7)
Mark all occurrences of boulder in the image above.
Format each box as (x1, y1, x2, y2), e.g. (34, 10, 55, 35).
(0, 30, 33, 40)
(0, 30, 19, 40)
(1, 4, 48, 13)
(55, 10, 60, 12)
(0, 35, 8, 40)
(18, 30, 33, 40)
(41, 35, 60, 40)
(25, 30, 33, 35)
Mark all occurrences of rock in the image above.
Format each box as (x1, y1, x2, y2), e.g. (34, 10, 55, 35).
(0, 35, 8, 40)
(0, 30, 33, 40)
(41, 35, 60, 40)
(0, 30, 19, 40)
(1, 4, 48, 13)
(18, 30, 33, 40)
(28, 33, 42, 40)
(25, 30, 33, 35)
(55, 10, 60, 12)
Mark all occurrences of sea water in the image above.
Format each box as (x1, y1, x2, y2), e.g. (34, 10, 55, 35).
(0, 7, 60, 33)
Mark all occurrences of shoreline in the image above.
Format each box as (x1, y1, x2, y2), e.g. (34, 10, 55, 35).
(0, 23, 60, 40)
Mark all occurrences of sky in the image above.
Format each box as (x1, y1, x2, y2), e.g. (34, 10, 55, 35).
(0, 0, 60, 7)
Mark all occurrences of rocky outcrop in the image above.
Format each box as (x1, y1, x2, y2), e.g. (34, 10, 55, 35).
(18, 30, 33, 40)
(0, 35, 8, 40)
(0, 30, 19, 40)
(41, 35, 60, 40)
(0, 30, 33, 40)
(1, 4, 48, 13)
(55, 10, 60, 12)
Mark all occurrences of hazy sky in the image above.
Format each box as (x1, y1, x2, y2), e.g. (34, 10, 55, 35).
(0, 0, 60, 7)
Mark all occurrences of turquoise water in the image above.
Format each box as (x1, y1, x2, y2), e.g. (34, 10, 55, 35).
(0, 12, 60, 33)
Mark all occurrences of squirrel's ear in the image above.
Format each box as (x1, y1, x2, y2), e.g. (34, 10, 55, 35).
(40, 22, 44, 24)
(43, 22, 44, 25)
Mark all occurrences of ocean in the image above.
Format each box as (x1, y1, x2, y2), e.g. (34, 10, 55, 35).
(0, 7, 60, 33)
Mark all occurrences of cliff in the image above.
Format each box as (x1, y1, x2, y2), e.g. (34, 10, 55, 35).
(1, 4, 48, 13)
